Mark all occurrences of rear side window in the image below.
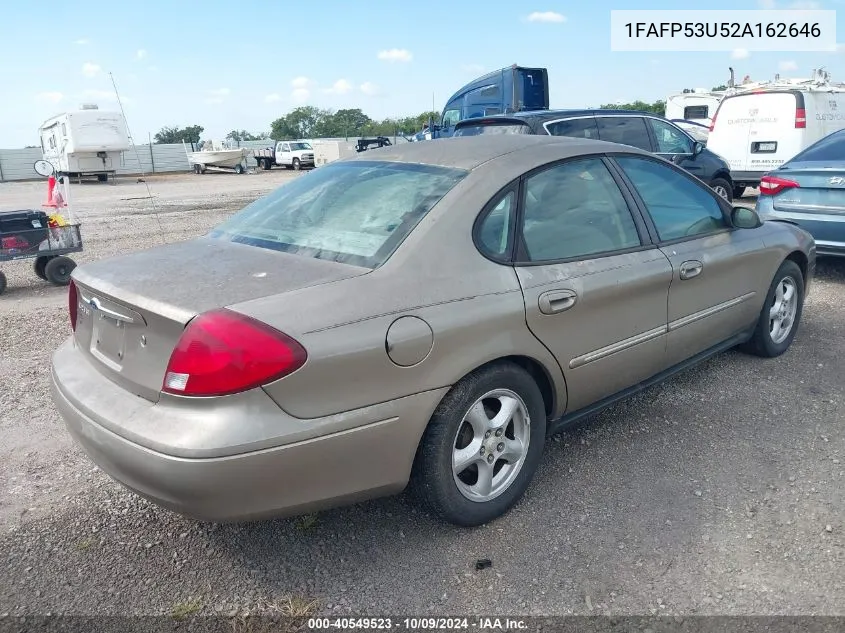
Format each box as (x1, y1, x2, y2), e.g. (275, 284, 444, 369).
(615, 156, 727, 241)
(545, 118, 599, 139)
(477, 191, 516, 258)
(596, 117, 652, 151)
(789, 130, 845, 163)
(454, 123, 530, 136)
(209, 161, 467, 269)
(684, 105, 709, 119)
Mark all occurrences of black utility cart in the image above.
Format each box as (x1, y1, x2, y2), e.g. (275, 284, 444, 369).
(0, 209, 82, 295)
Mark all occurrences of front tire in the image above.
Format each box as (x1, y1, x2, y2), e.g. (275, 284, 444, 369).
(410, 362, 547, 527)
(740, 259, 804, 358)
(710, 178, 733, 203)
(292, 158, 301, 171)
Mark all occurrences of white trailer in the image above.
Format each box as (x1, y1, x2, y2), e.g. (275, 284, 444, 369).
(312, 140, 357, 166)
(38, 104, 130, 183)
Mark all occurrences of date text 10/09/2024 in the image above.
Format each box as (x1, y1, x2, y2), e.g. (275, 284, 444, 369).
(623, 22, 821, 38)
(307, 618, 528, 630)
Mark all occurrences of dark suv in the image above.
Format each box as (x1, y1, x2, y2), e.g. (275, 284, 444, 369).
(454, 109, 736, 201)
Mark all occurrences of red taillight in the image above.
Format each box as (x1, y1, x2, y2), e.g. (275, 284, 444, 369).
(68, 280, 78, 332)
(709, 112, 717, 132)
(795, 107, 806, 129)
(759, 175, 800, 196)
(162, 308, 307, 397)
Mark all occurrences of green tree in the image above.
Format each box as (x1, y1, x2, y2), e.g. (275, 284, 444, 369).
(226, 129, 264, 142)
(712, 84, 728, 91)
(599, 100, 666, 114)
(153, 125, 204, 144)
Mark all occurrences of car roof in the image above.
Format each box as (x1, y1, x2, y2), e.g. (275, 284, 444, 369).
(454, 109, 666, 128)
(346, 134, 649, 171)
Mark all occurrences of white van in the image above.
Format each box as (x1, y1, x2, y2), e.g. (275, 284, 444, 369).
(707, 86, 845, 197)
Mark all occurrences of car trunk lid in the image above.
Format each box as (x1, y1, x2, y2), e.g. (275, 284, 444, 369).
(71, 237, 368, 402)
(772, 166, 845, 214)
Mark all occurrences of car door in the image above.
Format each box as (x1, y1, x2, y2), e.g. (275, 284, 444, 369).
(610, 154, 766, 366)
(594, 116, 654, 152)
(502, 156, 673, 412)
(646, 117, 705, 179)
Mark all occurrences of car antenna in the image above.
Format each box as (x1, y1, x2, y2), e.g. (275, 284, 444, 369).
(109, 71, 165, 241)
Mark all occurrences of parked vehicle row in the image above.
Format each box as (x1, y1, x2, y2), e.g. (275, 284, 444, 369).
(51, 135, 816, 527)
(453, 110, 737, 201)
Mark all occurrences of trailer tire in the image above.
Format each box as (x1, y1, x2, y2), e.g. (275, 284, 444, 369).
(0, 271, 6, 295)
(34, 256, 53, 280)
(97, 174, 108, 182)
(44, 256, 76, 286)
(193, 164, 202, 174)
(235, 164, 245, 174)
(261, 158, 272, 170)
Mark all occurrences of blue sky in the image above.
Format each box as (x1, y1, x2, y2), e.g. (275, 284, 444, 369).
(0, 0, 842, 147)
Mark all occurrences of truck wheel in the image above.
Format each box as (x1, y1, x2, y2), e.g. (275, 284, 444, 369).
(234, 164, 245, 174)
(0, 271, 6, 295)
(292, 158, 301, 171)
(97, 174, 108, 182)
(44, 256, 76, 286)
(34, 256, 53, 280)
(193, 164, 202, 174)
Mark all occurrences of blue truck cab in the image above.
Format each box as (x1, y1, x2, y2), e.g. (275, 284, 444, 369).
(423, 65, 549, 140)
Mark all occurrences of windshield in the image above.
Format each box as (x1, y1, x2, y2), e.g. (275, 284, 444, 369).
(787, 130, 845, 165)
(454, 123, 530, 137)
(289, 142, 313, 151)
(208, 160, 467, 268)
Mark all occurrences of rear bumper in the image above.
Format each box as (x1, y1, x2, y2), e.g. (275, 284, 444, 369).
(50, 338, 447, 522)
(759, 209, 845, 258)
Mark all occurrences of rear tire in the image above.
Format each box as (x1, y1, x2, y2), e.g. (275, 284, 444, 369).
(261, 158, 272, 170)
(34, 256, 52, 280)
(733, 185, 746, 199)
(44, 256, 76, 286)
(0, 271, 6, 295)
(410, 362, 547, 527)
(739, 259, 804, 358)
(710, 178, 733, 203)
(234, 164, 245, 174)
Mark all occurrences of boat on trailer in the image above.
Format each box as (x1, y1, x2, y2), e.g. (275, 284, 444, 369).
(183, 140, 252, 174)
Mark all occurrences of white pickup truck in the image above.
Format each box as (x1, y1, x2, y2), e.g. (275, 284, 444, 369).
(252, 141, 315, 171)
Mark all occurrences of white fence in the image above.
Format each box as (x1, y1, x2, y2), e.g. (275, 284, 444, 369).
(0, 135, 411, 182)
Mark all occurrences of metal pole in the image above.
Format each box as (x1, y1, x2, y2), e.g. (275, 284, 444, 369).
(148, 132, 155, 173)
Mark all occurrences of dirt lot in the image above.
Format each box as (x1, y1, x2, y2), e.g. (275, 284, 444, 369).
(0, 172, 843, 618)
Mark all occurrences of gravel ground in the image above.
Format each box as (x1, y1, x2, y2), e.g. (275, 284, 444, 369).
(0, 174, 843, 618)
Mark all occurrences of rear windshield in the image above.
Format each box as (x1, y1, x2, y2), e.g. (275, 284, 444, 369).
(208, 160, 467, 268)
(787, 130, 845, 163)
(454, 122, 531, 136)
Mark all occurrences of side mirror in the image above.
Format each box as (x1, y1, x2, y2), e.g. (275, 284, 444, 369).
(731, 206, 762, 229)
(692, 141, 705, 156)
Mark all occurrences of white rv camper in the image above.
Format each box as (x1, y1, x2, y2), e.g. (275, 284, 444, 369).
(38, 104, 130, 182)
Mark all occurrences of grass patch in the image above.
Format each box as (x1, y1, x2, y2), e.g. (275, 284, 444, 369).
(171, 597, 203, 619)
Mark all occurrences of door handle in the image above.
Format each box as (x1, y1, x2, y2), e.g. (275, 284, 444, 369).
(538, 290, 577, 315)
(679, 260, 703, 280)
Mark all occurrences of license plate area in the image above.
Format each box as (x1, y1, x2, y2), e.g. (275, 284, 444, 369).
(752, 141, 777, 153)
(91, 314, 127, 370)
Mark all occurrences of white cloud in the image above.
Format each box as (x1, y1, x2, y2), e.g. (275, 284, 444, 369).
(82, 62, 101, 78)
(359, 81, 380, 96)
(148, 65, 159, 72)
(264, 93, 282, 103)
(526, 11, 566, 23)
(136, 49, 147, 60)
(37, 91, 64, 103)
(205, 97, 224, 105)
(74, 38, 89, 45)
(291, 87, 310, 103)
(208, 88, 231, 97)
(291, 76, 312, 88)
(377, 48, 412, 62)
(325, 79, 353, 94)
(731, 48, 750, 59)
(779, 60, 798, 71)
